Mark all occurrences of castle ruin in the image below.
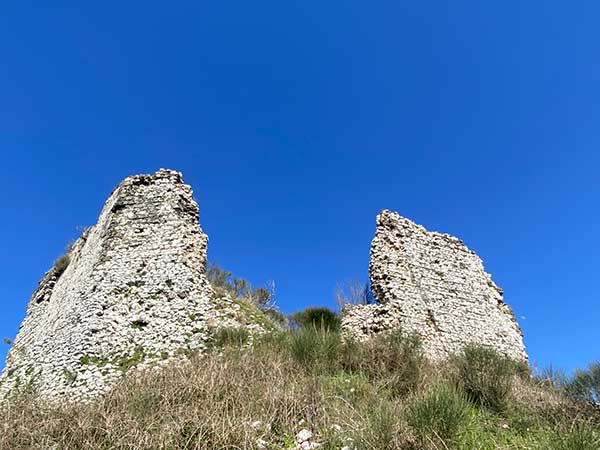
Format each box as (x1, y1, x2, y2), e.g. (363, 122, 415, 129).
(342, 210, 527, 361)
(1, 176, 528, 402)
(0, 169, 255, 401)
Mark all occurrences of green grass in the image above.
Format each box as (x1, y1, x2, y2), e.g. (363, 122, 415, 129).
(406, 384, 472, 448)
(453, 344, 518, 413)
(209, 326, 251, 349)
(1, 328, 598, 450)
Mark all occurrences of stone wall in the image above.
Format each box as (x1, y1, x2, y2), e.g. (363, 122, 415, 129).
(342, 210, 527, 361)
(0, 169, 254, 401)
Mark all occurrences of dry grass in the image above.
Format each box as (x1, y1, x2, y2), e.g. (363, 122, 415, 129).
(1, 350, 323, 450)
(1, 331, 599, 450)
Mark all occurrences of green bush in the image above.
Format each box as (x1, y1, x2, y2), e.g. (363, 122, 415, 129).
(565, 362, 600, 403)
(406, 384, 471, 448)
(341, 330, 423, 398)
(453, 345, 517, 412)
(288, 328, 341, 372)
(290, 307, 340, 332)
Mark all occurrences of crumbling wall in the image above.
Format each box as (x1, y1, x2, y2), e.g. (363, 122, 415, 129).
(0, 169, 251, 401)
(342, 210, 527, 361)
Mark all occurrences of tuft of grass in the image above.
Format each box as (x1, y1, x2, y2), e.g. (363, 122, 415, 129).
(53, 254, 71, 276)
(287, 328, 341, 373)
(453, 344, 517, 412)
(209, 327, 250, 349)
(548, 422, 600, 450)
(406, 384, 472, 448)
(352, 400, 402, 449)
(341, 330, 423, 398)
(322, 372, 374, 404)
(127, 391, 162, 418)
(115, 346, 147, 372)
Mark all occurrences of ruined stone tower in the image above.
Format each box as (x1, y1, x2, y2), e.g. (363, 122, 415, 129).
(0, 169, 250, 401)
(342, 210, 527, 361)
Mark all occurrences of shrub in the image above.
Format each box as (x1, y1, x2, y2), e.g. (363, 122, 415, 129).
(341, 330, 423, 398)
(406, 384, 471, 448)
(53, 254, 71, 276)
(534, 365, 570, 390)
(290, 307, 341, 332)
(207, 263, 274, 305)
(288, 328, 341, 373)
(565, 362, 600, 403)
(453, 344, 517, 412)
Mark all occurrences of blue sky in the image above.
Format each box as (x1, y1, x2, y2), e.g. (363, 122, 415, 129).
(1, 2, 598, 373)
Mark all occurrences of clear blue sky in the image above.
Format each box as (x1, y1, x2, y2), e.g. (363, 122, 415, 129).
(1, 2, 598, 373)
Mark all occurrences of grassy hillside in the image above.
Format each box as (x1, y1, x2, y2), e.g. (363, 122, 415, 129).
(1, 326, 598, 450)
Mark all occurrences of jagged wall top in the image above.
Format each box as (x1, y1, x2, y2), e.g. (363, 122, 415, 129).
(343, 210, 527, 361)
(0, 169, 245, 401)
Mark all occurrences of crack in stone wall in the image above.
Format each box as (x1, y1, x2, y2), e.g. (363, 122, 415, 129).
(342, 210, 527, 361)
(0, 169, 254, 402)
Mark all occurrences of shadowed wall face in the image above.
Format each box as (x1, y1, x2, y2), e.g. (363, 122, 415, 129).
(343, 210, 527, 361)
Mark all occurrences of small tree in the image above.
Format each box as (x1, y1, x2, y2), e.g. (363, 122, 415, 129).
(566, 362, 600, 403)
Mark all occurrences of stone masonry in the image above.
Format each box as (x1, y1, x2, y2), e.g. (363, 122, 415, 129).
(0, 169, 253, 401)
(343, 210, 527, 361)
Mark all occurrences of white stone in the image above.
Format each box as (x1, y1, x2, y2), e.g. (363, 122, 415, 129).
(296, 429, 313, 443)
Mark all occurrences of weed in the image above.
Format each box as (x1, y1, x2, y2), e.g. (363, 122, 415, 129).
(209, 327, 250, 349)
(406, 384, 471, 448)
(453, 344, 517, 412)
